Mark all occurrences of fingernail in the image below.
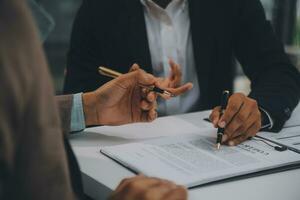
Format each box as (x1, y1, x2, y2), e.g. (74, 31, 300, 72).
(218, 121, 226, 128)
(222, 135, 228, 143)
(213, 119, 218, 125)
(229, 141, 235, 146)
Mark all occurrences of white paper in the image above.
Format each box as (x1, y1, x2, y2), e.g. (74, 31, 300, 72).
(101, 134, 300, 187)
(259, 126, 300, 152)
(85, 116, 213, 139)
(284, 102, 300, 128)
(73, 146, 103, 159)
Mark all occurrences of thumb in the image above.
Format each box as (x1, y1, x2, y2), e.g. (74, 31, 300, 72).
(129, 63, 140, 72)
(136, 69, 156, 86)
(117, 69, 156, 89)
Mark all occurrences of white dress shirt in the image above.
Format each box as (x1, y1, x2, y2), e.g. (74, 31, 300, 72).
(66, 1, 273, 132)
(141, 0, 200, 115)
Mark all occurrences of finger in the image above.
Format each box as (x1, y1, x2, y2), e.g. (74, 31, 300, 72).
(156, 77, 166, 84)
(230, 109, 260, 139)
(146, 91, 157, 103)
(168, 59, 182, 87)
(223, 100, 252, 141)
(227, 133, 249, 146)
(136, 69, 156, 86)
(122, 177, 165, 197)
(129, 63, 140, 72)
(163, 186, 188, 200)
(141, 87, 150, 98)
(118, 69, 153, 89)
(140, 100, 154, 111)
(168, 59, 176, 81)
(209, 106, 221, 128)
(160, 83, 193, 99)
(139, 181, 178, 200)
(114, 175, 145, 194)
(155, 77, 169, 89)
(141, 111, 150, 122)
(148, 108, 158, 122)
(173, 65, 182, 87)
(114, 175, 156, 197)
(218, 93, 245, 129)
(247, 120, 261, 137)
(228, 121, 261, 146)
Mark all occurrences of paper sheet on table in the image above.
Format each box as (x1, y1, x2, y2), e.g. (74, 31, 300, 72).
(259, 126, 300, 152)
(101, 134, 300, 187)
(284, 102, 300, 128)
(73, 146, 103, 159)
(85, 116, 213, 139)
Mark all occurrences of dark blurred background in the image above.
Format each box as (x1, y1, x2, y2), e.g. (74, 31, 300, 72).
(32, 0, 81, 94)
(33, 0, 300, 94)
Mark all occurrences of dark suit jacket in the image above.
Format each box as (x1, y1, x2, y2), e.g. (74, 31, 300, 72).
(64, 0, 300, 131)
(0, 1, 82, 199)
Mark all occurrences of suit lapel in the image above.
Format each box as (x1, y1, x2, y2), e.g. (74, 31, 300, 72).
(188, 0, 217, 103)
(125, 0, 153, 73)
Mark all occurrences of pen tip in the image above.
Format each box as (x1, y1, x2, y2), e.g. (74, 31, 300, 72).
(164, 91, 174, 97)
(217, 143, 221, 150)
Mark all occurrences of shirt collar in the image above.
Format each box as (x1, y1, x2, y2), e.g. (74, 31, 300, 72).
(140, 0, 187, 13)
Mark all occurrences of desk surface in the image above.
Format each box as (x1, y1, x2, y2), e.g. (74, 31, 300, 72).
(70, 111, 300, 200)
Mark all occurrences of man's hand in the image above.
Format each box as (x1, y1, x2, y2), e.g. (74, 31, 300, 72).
(209, 93, 262, 146)
(82, 64, 193, 126)
(110, 175, 188, 200)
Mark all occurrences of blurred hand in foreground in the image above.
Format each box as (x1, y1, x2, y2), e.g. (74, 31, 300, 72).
(110, 175, 188, 200)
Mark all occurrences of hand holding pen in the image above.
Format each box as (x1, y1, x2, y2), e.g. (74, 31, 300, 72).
(210, 92, 262, 148)
(215, 91, 230, 149)
(89, 63, 193, 125)
(99, 64, 193, 99)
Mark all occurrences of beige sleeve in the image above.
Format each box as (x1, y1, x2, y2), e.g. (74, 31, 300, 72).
(0, 0, 77, 199)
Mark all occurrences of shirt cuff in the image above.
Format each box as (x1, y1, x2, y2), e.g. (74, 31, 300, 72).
(259, 107, 274, 130)
(70, 93, 86, 132)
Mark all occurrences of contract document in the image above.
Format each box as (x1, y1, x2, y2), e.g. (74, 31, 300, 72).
(101, 134, 300, 188)
(259, 126, 300, 153)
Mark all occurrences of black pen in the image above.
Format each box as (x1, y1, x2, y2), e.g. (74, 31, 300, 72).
(216, 90, 230, 150)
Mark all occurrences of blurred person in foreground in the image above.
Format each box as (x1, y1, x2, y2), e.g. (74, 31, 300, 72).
(0, 0, 192, 199)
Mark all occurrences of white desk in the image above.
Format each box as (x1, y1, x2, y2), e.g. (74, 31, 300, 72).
(70, 111, 300, 200)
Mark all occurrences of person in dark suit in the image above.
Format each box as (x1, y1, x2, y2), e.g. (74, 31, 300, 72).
(0, 0, 190, 199)
(64, 0, 300, 145)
